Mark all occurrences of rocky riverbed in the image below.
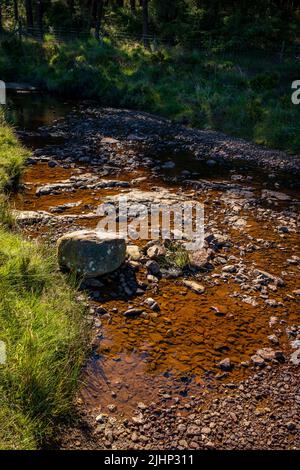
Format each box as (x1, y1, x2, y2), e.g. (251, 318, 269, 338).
(13, 104, 300, 450)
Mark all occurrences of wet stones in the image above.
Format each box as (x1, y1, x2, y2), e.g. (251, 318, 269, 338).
(146, 260, 161, 276)
(253, 269, 285, 287)
(287, 256, 300, 265)
(57, 230, 126, 278)
(160, 267, 183, 279)
(188, 249, 212, 270)
(268, 335, 279, 346)
(123, 308, 144, 318)
(126, 245, 142, 261)
(182, 279, 205, 294)
(36, 177, 130, 196)
(251, 355, 266, 367)
(218, 358, 233, 371)
(161, 161, 175, 169)
(261, 190, 291, 202)
(50, 201, 82, 213)
(36, 181, 74, 196)
(222, 264, 237, 273)
(290, 349, 300, 366)
(147, 244, 166, 259)
(12, 209, 53, 225)
(144, 298, 160, 312)
(251, 348, 285, 366)
(205, 232, 231, 250)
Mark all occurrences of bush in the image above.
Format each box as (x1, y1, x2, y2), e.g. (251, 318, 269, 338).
(1, 36, 299, 152)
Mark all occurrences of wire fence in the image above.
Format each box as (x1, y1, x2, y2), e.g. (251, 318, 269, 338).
(1, 24, 300, 61)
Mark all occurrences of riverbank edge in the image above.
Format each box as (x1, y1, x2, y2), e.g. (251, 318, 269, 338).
(0, 113, 90, 450)
(1, 35, 299, 154)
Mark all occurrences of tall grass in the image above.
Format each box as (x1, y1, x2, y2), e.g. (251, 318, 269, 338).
(0, 116, 89, 449)
(0, 110, 29, 192)
(0, 36, 299, 152)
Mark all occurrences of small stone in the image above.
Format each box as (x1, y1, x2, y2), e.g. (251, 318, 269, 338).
(188, 249, 211, 269)
(182, 279, 205, 294)
(137, 402, 148, 410)
(107, 404, 117, 412)
(186, 425, 201, 436)
(147, 244, 166, 259)
(132, 413, 144, 425)
(146, 260, 161, 276)
(123, 308, 144, 317)
(147, 274, 159, 283)
(268, 334, 279, 345)
(126, 245, 141, 261)
(201, 427, 211, 435)
(178, 439, 188, 448)
(286, 421, 296, 431)
(144, 297, 160, 311)
(222, 265, 237, 273)
(290, 349, 300, 365)
(251, 355, 265, 366)
(131, 432, 139, 442)
(269, 316, 278, 327)
(218, 357, 232, 371)
(95, 413, 107, 423)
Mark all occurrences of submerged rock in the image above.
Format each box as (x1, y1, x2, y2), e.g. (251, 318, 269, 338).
(57, 230, 126, 278)
(218, 357, 232, 371)
(182, 279, 205, 294)
(123, 308, 144, 317)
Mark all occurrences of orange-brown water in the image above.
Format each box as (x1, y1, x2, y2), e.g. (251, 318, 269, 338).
(15, 160, 300, 418)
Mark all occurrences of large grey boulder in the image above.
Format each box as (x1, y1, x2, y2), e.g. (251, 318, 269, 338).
(57, 230, 126, 278)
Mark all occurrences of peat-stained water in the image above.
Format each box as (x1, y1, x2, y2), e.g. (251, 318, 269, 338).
(9, 93, 300, 417)
(15, 161, 300, 417)
(6, 92, 74, 131)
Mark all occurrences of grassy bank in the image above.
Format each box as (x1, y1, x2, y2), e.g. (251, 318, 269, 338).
(0, 113, 89, 449)
(1, 35, 299, 153)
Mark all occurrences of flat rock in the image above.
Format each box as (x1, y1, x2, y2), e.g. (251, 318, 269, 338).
(123, 308, 144, 317)
(13, 209, 53, 224)
(182, 279, 205, 294)
(253, 269, 284, 287)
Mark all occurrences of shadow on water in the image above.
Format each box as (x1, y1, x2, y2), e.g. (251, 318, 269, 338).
(148, 146, 300, 190)
(6, 91, 74, 131)
(8, 91, 300, 416)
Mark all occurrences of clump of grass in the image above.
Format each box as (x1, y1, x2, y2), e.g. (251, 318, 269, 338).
(160, 241, 190, 270)
(0, 229, 89, 449)
(0, 195, 15, 229)
(0, 116, 29, 192)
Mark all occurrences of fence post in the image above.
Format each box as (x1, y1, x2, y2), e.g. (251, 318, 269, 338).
(280, 40, 285, 63)
(18, 20, 22, 40)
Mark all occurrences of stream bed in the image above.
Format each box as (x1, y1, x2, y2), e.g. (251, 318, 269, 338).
(7, 92, 300, 449)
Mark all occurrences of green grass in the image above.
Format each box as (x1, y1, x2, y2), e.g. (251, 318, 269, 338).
(1, 35, 299, 153)
(159, 241, 190, 270)
(0, 116, 89, 449)
(0, 111, 29, 192)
